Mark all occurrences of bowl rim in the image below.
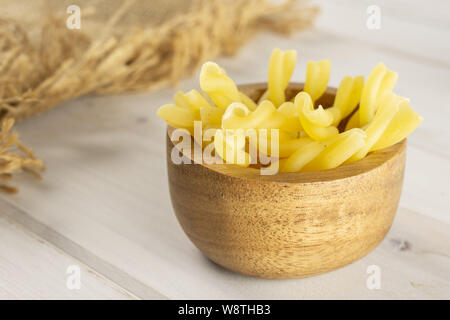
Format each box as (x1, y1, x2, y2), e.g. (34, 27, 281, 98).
(166, 82, 406, 184)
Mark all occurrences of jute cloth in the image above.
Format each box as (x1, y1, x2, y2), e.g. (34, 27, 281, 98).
(0, 0, 318, 191)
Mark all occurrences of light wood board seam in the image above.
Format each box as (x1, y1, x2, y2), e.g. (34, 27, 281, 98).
(0, 213, 135, 299)
(0, 198, 167, 300)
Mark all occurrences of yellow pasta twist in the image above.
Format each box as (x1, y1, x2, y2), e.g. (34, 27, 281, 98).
(200, 62, 241, 108)
(156, 104, 199, 130)
(359, 63, 398, 126)
(294, 91, 338, 141)
(174, 89, 212, 111)
(277, 101, 302, 132)
(371, 99, 423, 151)
(344, 109, 360, 131)
(218, 100, 304, 162)
(214, 129, 251, 167)
(251, 131, 311, 158)
(200, 106, 225, 127)
(304, 59, 331, 102)
(327, 75, 364, 125)
(239, 92, 258, 111)
(281, 128, 366, 172)
(222, 101, 302, 133)
(221, 102, 271, 129)
(157, 54, 423, 172)
(267, 48, 297, 107)
(348, 93, 402, 163)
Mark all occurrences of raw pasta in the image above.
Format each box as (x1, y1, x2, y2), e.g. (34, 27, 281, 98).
(157, 48, 423, 172)
(295, 92, 339, 141)
(359, 63, 398, 126)
(267, 48, 297, 107)
(304, 59, 331, 102)
(214, 129, 251, 167)
(327, 76, 364, 125)
(200, 62, 241, 108)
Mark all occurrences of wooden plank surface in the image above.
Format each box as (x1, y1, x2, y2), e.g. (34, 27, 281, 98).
(0, 214, 133, 299)
(0, 0, 449, 299)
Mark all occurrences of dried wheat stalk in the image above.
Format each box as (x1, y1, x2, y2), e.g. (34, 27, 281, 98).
(0, 0, 318, 191)
(0, 119, 44, 193)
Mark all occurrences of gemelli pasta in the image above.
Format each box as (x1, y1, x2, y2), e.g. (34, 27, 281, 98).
(268, 48, 297, 107)
(157, 48, 423, 173)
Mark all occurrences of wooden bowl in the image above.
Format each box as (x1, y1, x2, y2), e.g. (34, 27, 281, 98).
(166, 83, 406, 279)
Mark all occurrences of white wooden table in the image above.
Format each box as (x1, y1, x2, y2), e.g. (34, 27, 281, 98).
(1, 0, 449, 299)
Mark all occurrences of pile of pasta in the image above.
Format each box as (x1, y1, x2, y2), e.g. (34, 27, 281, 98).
(157, 48, 423, 172)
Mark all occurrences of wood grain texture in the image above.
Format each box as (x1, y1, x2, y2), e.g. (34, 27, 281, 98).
(166, 83, 407, 279)
(0, 214, 133, 299)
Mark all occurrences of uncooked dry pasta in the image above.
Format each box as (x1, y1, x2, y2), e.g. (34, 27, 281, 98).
(221, 101, 301, 133)
(327, 76, 364, 125)
(347, 93, 402, 163)
(268, 49, 297, 107)
(295, 91, 338, 140)
(157, 103, 198, 130)
(200, 62, 242, 109)
(157, 48, 423, 173)
(174, 90, 213, 111)
(304, 59, 331, 102)
(200, 106, 225, 127)
(371, 100, 422, 151)
(359, 63, 398, 126)
(214, 129, 251, 167)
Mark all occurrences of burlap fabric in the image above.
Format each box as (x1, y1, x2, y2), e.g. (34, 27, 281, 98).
(0, 0, 317, 191)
